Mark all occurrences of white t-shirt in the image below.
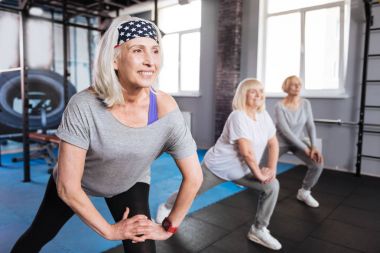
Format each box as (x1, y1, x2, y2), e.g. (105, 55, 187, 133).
(204, 110, 276, 181)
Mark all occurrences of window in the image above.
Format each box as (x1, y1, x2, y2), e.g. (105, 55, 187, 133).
(53, 16, 98, 91)
(158, 0, 201, 95)
(258, 0, 350, 96)
(0, 12, 19, 70)
(27, 19, 52, 69)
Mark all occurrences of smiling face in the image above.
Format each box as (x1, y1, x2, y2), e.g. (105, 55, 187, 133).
(245, 84, 265, 110)
(113, 37, 161, 90)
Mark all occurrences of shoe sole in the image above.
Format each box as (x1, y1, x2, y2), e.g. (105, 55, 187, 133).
(247, 233, 281, 250)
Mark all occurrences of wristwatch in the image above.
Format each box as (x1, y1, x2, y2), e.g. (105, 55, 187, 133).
(162, 217, 178, 234)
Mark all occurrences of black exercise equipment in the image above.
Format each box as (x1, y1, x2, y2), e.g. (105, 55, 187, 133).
(11, 107, 61, 172)
(0, 69, 76, 132)
(0, 70, 76, 172)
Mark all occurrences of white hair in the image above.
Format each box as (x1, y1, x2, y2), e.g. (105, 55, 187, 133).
(92, 15, 162, 107)
(232, 78, 266, 113)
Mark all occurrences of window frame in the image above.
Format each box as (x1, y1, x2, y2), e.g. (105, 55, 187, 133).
(160, 28, 201, 96)
(157, 1, 201, 96)
(257, 0, 350, 98)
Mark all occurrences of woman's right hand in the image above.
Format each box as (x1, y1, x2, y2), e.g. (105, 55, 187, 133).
(141, 222, 173, 241)
(304, 147, 311, 157)
(107, 208, 152, 242)
(258, 167, 275, 183)
(310, 148, 323, 164)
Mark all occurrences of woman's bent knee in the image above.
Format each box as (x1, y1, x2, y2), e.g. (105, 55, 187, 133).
(264, 178, 280, 194)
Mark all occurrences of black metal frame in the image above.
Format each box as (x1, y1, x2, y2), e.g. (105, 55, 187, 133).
(356, 0, 380, 176)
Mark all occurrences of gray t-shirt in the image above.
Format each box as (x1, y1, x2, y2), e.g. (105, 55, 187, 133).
(274, 98, 317, 151)
(54, 89, 196, 197)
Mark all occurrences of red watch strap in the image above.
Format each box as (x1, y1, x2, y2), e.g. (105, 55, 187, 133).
(162, 217, 178, 234)
(166, 225, 177, 234)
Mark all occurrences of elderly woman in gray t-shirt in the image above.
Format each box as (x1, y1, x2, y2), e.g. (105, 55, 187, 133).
(11, 15, 203, 253)
(275, 75, 323, 208)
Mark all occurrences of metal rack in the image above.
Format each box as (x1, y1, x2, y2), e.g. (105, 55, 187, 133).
(356, 0, 380, 176)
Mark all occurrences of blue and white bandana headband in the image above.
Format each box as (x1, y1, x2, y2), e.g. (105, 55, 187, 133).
(114, 20, 159, 48)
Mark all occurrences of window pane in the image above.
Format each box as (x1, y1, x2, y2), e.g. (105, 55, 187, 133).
(305, 7, 340, 90)
(265, 13, 300, 92)
(27, 19, 52, 69)
(180, 32, 200, 91)
(0, 12, 19, 69)
(158, 0, 201, 34)
(71, 27, 91, 91)
(268, 0, 343, 14)
(159, 34, 179, 93)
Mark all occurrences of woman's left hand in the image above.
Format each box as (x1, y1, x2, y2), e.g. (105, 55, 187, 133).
(310, 148, 323, 164)
(133, 221, 173, 242)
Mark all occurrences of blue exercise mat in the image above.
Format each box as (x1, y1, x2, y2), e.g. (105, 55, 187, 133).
(150, 150, 295, 217)
(0, 149, 295, 253)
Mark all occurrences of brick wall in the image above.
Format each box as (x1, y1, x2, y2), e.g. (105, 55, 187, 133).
(214, 0, 243, 140)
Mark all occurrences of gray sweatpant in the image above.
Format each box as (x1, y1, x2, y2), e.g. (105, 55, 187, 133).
(278, 146, 324, 190)
(165, 162, 279, 228)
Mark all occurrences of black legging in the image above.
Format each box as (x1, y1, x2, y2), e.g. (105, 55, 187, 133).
(11, 176, 156, 253)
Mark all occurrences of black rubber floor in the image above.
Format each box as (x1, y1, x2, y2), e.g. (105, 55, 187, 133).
(105, 166, 380, 253)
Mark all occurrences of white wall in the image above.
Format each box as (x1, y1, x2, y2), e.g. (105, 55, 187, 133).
(175, 0, 219, 149)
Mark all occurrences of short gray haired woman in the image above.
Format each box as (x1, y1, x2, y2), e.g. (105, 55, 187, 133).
(275, 75, 323, 208)
(11, 15, 203, 253)
(156, 78, 282, 251)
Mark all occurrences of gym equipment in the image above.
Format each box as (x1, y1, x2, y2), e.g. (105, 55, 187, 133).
(0, 69, 76, 133)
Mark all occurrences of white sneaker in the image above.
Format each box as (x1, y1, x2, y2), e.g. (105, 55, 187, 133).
(156, 203, 171, 224)
(247, 226, 282, 250)
(297, 188, 319, 208)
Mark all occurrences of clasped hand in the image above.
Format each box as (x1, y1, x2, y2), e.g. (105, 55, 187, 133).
(260, 167, 276, 184)
(109, 207, 173, 242)
(306, 148, 323, 164)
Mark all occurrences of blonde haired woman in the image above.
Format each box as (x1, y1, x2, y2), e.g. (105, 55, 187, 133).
(11, 15, 203, 253)
(275, 75, 323, 208)
(156, 78, 282, 250)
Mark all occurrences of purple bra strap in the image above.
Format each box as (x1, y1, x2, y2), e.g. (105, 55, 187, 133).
(147, 89, 158, 125)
